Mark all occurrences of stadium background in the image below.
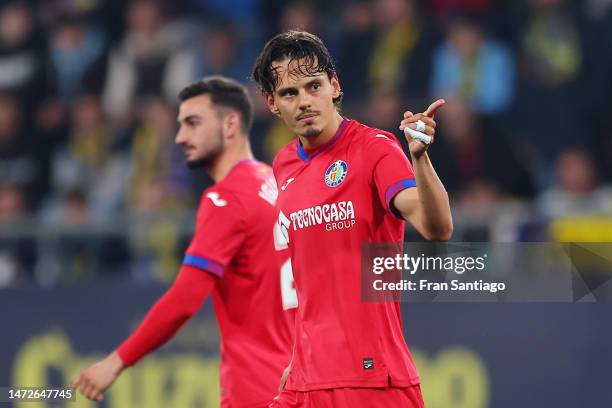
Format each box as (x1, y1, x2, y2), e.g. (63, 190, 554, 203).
(1, 0, 611, 406)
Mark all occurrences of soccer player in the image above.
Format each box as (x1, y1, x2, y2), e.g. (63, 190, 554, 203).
(251, 31, 453, 407)
(72, 76, 296, 407)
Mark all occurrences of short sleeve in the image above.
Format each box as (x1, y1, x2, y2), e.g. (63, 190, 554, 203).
(366, 132, 416, 217)
(183, 189, 246, 278)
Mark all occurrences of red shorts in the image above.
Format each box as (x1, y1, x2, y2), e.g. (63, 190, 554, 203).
(268, 385, 424, 408)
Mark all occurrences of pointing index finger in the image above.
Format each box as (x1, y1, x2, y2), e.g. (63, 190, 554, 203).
(424, 99, 445, 117)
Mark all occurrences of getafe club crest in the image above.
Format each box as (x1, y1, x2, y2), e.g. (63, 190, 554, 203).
(325, 160, 348, 187)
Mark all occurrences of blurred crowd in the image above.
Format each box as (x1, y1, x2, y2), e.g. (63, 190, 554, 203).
(1, 0, 612, 286)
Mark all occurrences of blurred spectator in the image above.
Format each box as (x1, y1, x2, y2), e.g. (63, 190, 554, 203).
(102, 0, 192, 122)
(278, 1, 316, 33)
(599, 118, 612, 183)
(433, 97, 534, 198)
(248, 82, 287, 163)
(368, 0, 424, 91)
(127, 97, 194, 212)
(61, 188, 90, 226)
(131, 182, 169, 216)
(453, 179, 509, 241)
(37, 1, 126, 45)
(456, 179, 505, 214)
(124, 98, 195, 284)
(185, 20, 254, 82)
(260, 0, 337, 39)
(201, 23, 241, 76)
(431, 14, 515, 115)
(0, 2, 52, 110)
(45, 94, 129, 221)
(361, 87, 404, 137)
(197, 0, 261, 25)
(0, 184, 27, 225)
(336, 1, 375, 106)
(0, 185, 34, 287)
(584, 0, 612, 21)
(520, 0, 582, 87)
(589, 1, 612, 183)
(260, 118, 295, 164)
(427, 0, 493, 20)
(0, 93, 48, 209)
(338, 0, 434, 110)
(127, 182, 185, 284)
(37, 188, 130, 285)
(537, 148, 612, 217)
(48, 16, 107, 101)
(511, 0, 601, 170)
(37, 0, 113, 23)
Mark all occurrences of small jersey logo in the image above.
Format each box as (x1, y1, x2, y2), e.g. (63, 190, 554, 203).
(363, 357, 374, 370)
(205, 192, 227, 207)
(324, 160, 348, 187)
(281, 177, 295, 191)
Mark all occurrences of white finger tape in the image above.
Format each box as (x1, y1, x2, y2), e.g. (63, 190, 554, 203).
(404, 127, 432, 145)
(416, 119, 426, 133)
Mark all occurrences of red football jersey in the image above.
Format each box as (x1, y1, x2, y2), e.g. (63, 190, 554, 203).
(184, 160, 294, 407)
(273, 118, 420, 391)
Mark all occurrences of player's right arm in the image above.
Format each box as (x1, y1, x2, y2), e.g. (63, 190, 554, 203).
(72, 188, 245, 402)
(72, 264, 216, 401)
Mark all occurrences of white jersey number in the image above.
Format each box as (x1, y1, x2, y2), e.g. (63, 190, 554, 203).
(280, 258, 298, 310)
(274, 214, 297, 310)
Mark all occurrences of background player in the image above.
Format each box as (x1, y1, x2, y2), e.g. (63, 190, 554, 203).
(72, 76, 295, 407)
(252, 31, 452, 407)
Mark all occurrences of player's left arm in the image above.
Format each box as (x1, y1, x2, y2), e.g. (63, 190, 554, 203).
(394, 99, 453, 241)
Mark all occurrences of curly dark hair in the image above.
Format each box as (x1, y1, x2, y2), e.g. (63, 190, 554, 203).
(251, 30, 343, 107)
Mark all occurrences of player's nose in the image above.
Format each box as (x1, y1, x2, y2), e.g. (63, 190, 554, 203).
(175, 128, 187, 145)
(297, 88, 312, 109)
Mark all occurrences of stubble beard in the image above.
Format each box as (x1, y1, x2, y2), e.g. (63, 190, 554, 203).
(299, 124, 323, 138)
(185, 132, 224, 170)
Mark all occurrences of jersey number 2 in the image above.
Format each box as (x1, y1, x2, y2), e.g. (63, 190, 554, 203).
(274, 216, 298, 310)
(280, 258, 298, 310)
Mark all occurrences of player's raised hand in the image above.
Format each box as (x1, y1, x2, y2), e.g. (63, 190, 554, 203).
(399, 99, 445, 158)
(71, 351, 125, 402)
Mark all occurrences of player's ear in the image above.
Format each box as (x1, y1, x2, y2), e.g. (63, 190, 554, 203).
(331, 74, 341, 100)
(266, 94, 281, 116)
(222, 111, 240, 139)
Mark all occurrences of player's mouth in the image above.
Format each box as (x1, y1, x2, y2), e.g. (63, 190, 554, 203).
(297, 113, 319, 123)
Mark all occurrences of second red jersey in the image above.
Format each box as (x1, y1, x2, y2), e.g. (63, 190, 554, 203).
(184, 160, 294, 407)
(273, 119, 421, 391)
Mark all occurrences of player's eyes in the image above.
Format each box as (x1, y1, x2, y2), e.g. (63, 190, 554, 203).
(311, 83, 320, 90)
